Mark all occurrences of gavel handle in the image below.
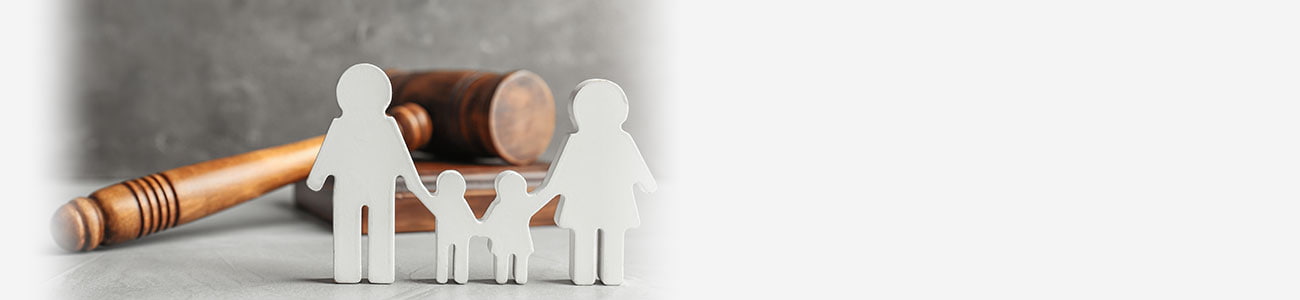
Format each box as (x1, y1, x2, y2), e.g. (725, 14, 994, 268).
(51, 103, 433, 252)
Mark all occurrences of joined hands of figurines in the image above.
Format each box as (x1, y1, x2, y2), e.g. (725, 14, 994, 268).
(308, 64, 655, 286)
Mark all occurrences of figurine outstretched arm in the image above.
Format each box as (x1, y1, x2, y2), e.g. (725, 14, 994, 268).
(387, 118, 430, 196)
(531, 148, 570, 208)
(306, 120, 341, 191)
(629, 137, 657, 193)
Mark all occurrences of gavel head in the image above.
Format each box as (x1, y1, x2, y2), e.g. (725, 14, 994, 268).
(50, 68, 557, 252)
(386, 69, 555, 165)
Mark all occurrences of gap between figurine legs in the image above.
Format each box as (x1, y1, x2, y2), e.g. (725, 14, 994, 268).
(514, 254, 530, 284)
(453, 242, 470, 284)
(494, 254, 511, 284)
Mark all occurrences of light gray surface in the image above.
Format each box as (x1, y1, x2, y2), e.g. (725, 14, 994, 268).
(71, 0, 655, 179)
(46, 181, 662, 299)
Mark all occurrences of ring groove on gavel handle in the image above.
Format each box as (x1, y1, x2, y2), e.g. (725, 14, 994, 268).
(51, 68, 556, 251)
(157, 174, 180, 231)
(143, 175, 164, 234)
(121, 179, 150, 237)
(51, 103, 436, 252)
(121, 174, 180, 237)
(144, 174, 179, 233)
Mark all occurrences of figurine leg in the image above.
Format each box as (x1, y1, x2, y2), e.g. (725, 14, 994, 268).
(434, 241, 450, 284)
(598, 229, 626, 285)
(570, 228, 598, 285)
(333, 204, 362, 284)
(494, 254, 510, 284)
(453, 241, 470, 284)
(367, 200, 395, 284)
(514, 254, 530, 284)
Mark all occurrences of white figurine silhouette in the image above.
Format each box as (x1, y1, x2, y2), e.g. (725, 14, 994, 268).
(306, 63, 427, 284)
(411, 171, 480, 284)
(535, 79, 657, 286)
(481, 171, 551, 284)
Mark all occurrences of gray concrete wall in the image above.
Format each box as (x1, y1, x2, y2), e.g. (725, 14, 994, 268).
(72, 0, 653, 179)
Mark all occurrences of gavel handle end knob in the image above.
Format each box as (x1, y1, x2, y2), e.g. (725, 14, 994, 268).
(51, 197, 104, 252)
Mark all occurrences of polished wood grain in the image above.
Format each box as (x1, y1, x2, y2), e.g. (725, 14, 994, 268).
(51, 134, 329, 252)
(52, 69, 556, 251)
(387, 69, 555, 165)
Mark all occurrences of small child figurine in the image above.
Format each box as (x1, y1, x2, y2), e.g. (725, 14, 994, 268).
(481, 171, 552, 284)
(411, 170, 480, 284)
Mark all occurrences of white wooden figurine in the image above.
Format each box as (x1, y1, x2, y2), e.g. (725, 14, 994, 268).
(535, 79, 657, 285)
(482, 170, 551, 284)
(307, 68, 655, 286)
(411, 170, 481, 284)
(306, 63, 428, 284)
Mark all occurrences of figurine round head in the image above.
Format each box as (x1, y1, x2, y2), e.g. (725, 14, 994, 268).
(435, 170, 466, 194)
(494, 171, 528, 196)
(571, 79, 629, 130)
(336, 63, 392, 115)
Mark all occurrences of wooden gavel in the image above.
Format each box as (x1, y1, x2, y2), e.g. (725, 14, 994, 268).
(51, 69, 556, 252)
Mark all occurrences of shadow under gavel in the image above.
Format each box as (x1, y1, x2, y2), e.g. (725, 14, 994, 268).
(51, 69, 555, 252)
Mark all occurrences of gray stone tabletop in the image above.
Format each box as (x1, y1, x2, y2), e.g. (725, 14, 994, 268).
(45, 181, 666, 299)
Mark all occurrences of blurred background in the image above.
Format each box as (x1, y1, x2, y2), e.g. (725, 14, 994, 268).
(71, 0, 658, 179)
(11, 0, 1300, 299)
(43, 1, 670, 298)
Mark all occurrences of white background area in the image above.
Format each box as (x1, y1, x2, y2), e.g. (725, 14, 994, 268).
(7, 0, 1300, 298)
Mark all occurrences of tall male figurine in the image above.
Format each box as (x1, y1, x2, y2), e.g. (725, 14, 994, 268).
(536, 79, 657, 285)
(306, 63, 427, 284)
